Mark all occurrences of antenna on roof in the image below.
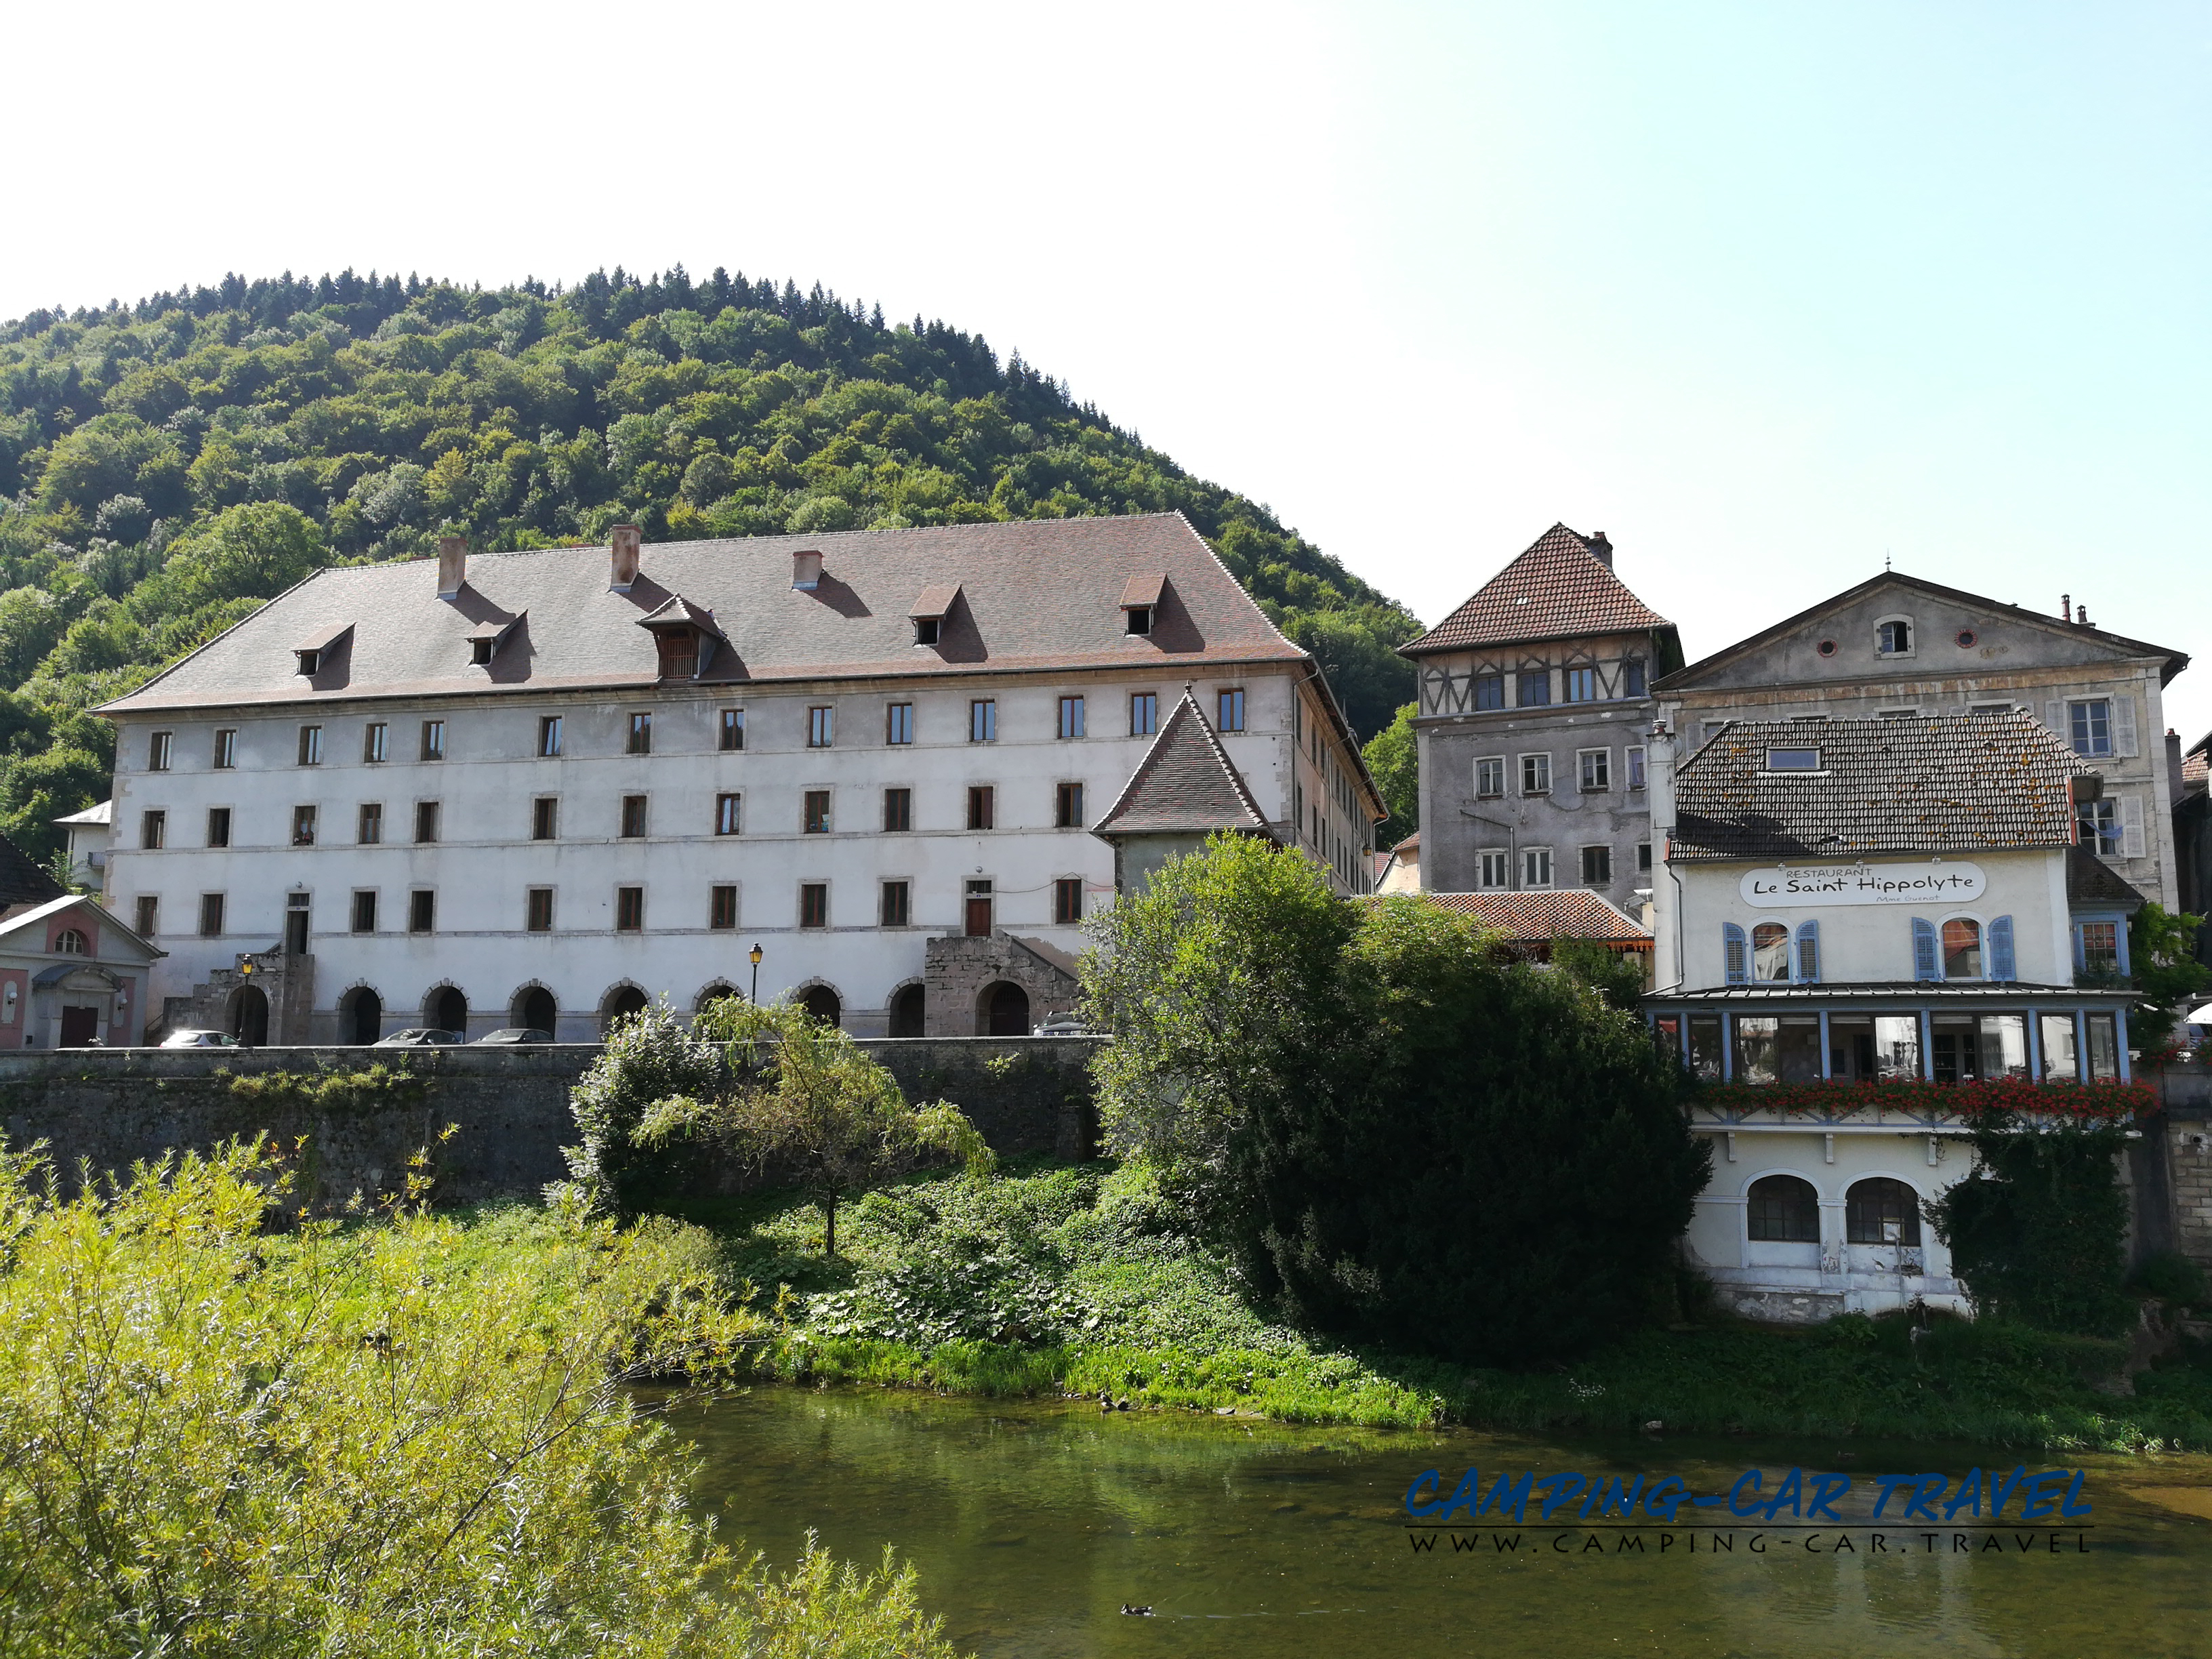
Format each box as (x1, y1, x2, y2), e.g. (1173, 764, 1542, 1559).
(1884, 550, 1892, 572)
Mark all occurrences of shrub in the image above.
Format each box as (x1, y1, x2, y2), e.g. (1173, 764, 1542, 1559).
(2131, 1249, 2210, 1308)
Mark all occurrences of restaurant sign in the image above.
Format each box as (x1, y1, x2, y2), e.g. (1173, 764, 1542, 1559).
(1740, 861, 1986, 908)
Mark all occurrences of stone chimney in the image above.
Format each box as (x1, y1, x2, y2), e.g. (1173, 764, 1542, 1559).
(610, 525, 641, 591)
(1588, 530, 1614, 569)
(792, 549, 823, 590)
(436, 535, 467, 598)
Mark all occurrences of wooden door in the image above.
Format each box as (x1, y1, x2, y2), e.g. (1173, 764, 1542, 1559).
(59, 1006, 98, 1047)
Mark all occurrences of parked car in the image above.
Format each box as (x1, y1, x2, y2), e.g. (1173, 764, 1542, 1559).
(474, 1027, 553, 1045)
(159, 1028, 239, 1048)
(1031, 1016, 1092, 1037)
(372, 1028, 464, 1047)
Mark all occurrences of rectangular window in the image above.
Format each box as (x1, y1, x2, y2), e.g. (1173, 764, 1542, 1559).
(620, 795, 647, 838)
(1564, 666, 1597, 703)
(527, 888, 554, 933)
(715, 793, 741, 836)
(1517, 670, 1551, 708)
(2069, 699, 2112, 758)
(968, 785, 996, 830)
(148, 731, 173, 771)
(1578, 749, 1610, 792)
(1475, 757, 1506, 797)
(1521, 753, 1551, 795)
(134, 895, 159, 935)
(615, 886, 644, 932)
(1637, 841, 1653, 872)
(1130, 693, 1158, 736)
(1623, 659, 1647, 698)
(408, 890, 434, 934)
(420, 720, 445, 761)
(1473, 674, 1504, 711)
(539, 715, 563, 757)
(808, 705, 834, 747)
(970, 699, 996, 743)
(2039, 1013, 2080, 1082)
(298, 725, 323, 766)
(199, 892, 224, 937)
(1522, 846, 1553, 886)
(203, 806, 230, 848)
(1216, 689, 1244, 733)
(1479, 850, 1509, 888)
(716, 708, 744, 752)
(880, 880, 910, 928)
(882, 787, 912, 832)
(356, 802, 383, 844)
(1054, 877, 1084, 924)
(351, 890, 377, 934)
(531, 797, 557, 840)
(363, 722, 388, 763)
(1626, 745, 1647, 790)
(409, 800, 436, 843)
(709, 884, 738, 930)
(2078, 798, 2121, 855)
(291, 805, 317, 846)
(804, 790, 832, 834)
(1055, 781, 1084, 827)
(1581, 844, 1613, 884)
(1059, 696, 1086, 739)
(626, 712, 650, 755)
(2080, 920, 2121, 973)
(799, 882, 829, 928)
(213, 729, 237, 769)
(141, 809, 166, 850)
(886, 703, 913, 745)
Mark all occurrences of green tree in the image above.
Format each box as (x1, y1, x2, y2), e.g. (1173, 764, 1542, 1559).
(2129, 902, 2211, 1055)
(1361, 701, 1418, 846)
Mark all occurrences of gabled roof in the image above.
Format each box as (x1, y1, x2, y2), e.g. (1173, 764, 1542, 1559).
(0, 832, 65, 912)
(2068, 844, 2147, 912)
(53, 800, 112, 827)
(1670, 711, 2083, 862)
(97, 514, 1309, 714)
(1389, 888, 1652, 943)
(1092, 691, 1274, 838)
(1401, 523, 1671, 655)
(0, 893, 163, 958)
(1656, 570, 2190, 691)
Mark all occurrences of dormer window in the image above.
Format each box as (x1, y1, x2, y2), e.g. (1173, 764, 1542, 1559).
(295, 649, 321, 676)
(636, 596, 720, 680)
(792, 549, 823, 590)
(464, 613, 522, 670)
(1121, 571, 1165, 636)
(914, 617, 940, 645)
(1125, 606, 1151, 636)
(293, 622, 352, 677)
(1876, 617, 1913, 655)
(1766, 747, 1822, 771)
(909, 585, 958, 647)
(470, 638, 494, 666)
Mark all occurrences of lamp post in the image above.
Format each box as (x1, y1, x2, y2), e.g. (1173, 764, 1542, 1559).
(749, 943, 763, 1005)
(237, 956, 255, 1048)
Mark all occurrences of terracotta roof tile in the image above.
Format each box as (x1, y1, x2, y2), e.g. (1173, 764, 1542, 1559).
(1374, 888, 1651, 943)
(1091, 691, 1273, 838)
(1402, 524, 1670, 655)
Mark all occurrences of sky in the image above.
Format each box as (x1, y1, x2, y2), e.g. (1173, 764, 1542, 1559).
(9, 1, 2209, 736)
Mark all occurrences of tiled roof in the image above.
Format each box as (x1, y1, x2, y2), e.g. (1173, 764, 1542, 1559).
(2184, 729, 2210, 792)
(1670, 712, 2083, 862)
(1385, 888, 1652, 943)
(99, 514, 1307, 714)
(1090, 691, 1274, 838)
(1645, 981, 2133, 1006)
(0, 832, 66, 913)
(1401, 524, 1670, 655)
(2068, 844, 2146, 911)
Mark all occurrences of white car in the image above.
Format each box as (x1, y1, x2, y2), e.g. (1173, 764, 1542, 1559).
(159, 1029, 240, 1048)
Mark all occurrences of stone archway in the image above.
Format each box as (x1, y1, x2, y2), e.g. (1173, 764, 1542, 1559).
(230, 984, 270, 1046)
(798, 984, 842, 1028)
(888, 982, 926, 1038)
(977, 980, 1030, 1037)
(342, 986, 383, 1045)
(428, 985, 468, 1035)
(600, 984, 649, 1036)
(514, 985, 557, 1035)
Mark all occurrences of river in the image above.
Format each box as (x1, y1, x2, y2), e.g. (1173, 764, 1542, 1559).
(671, 1386, 2212, 1658)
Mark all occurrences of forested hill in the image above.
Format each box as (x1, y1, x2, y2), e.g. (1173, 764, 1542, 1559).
(0, 266, 1418, 863)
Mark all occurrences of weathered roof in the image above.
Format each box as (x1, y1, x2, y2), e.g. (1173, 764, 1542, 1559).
(0, 892, 161, 958)
(1645, 980, 2135, 1006)
(99, 514, 1309, 715)
(1091, 691, 1274, 838)
(53, 800, 112, 827)
(1401, 523, 1671, 655)
(2068, 844, 2147, 912)
(0, 832, 65, 912)
(1670, 712, 2084, 862)
(2184, 729, 2210, 793)
(1387, 888, 1651, 943)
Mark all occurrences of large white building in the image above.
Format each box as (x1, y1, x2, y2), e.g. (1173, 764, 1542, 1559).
(97, 515, 1383, 1044)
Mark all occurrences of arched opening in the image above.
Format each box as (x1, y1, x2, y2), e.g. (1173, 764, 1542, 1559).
(1750, 922, 1790, 982)
(514, 985, 557, 1036)
(1846, 1178, 1921, 1246)
(429, 985, 468, 1036)
(54, 928, 85, 955)
(695, 983, 741, 1015)
(230, 984, 269, 1046)
(978, 980, 1029, 1037)
(1941, 918, 1982, 981)
(1745, 1174, 1820, 1243)
(344, 987, 383, 1046)
(888, 983, 925, 1038)
(798, 985, 841, 1028)
(600, 984, 649, 1036)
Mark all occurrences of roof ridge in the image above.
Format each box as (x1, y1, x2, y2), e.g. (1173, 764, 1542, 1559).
(1401, 523, 1671, 655)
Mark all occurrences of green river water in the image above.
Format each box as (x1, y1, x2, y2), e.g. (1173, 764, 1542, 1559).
(673, 1387, 2212, 1659)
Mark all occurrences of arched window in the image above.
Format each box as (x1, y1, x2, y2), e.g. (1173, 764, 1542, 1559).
(54, 929, 85, 955)
(888, 983, 925, 1038)
(1751, 922, 1791, 982)
(1846, 1178, 1921, 1246)
(798, 985, 842, 1028)
(600, 985, 648, 1035)
(430, 985, 468, 1036)
(1877, 618, 1913, 655)
(1942, 918, 1982, 980)
(1746, 1175, 1820, 1243)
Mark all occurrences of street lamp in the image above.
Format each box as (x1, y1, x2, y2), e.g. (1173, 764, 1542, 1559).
(749, 943, 763, 1004)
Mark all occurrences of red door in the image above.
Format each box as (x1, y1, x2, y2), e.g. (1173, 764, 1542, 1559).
(59, 1006, 98, 1047)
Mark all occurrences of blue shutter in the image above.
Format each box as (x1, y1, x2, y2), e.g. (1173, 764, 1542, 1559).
(1794, 919, 1822, 984)
(1724, 922, 1749, 984)
(1911, 917, 1939, 981)
(1989, 915, 2016, 982)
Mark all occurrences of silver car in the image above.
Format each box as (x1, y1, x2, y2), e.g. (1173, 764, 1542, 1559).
(159, 1028, 240, 1048)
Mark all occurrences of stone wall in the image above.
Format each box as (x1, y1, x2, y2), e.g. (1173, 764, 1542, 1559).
(0, 1037, 1102, 1212)
(2158, 1063, 2212, 1268)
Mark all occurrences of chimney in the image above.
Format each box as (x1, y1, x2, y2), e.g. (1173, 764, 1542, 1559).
(2076, 603, 2091, 628)
(1588, 530, 1614, 569)
(609, 524, 640, 591)
(792, 549, 823, 590)
(2060, 593, 2071, 626)
(436, 535, 467, 598)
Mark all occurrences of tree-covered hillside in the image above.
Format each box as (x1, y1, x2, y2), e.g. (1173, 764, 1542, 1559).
(0, 266, 1417, 863)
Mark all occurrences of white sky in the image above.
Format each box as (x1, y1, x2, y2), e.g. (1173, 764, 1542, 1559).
(10, 1, 2209, 737)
